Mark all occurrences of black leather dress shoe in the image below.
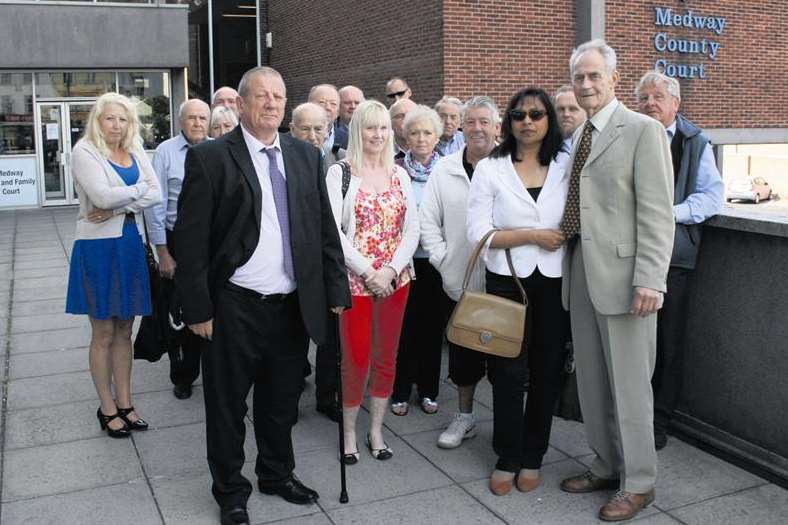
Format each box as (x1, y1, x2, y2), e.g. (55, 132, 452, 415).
(173, 383, 192, 400)
(220, 506, 249, 525)
(316, 402, 340, 422)
(258, 475, 319, 504)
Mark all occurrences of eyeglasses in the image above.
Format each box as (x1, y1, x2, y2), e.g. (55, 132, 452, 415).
(386, 90, 408, 99)
(508, 109, 547, 122)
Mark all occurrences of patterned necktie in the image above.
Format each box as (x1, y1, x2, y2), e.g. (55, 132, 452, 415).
(559, 120, 594, 238)
(263, 147, 295, 280)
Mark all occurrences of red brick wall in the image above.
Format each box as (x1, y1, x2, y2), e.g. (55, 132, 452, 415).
(606, 0, 788, 128)
(442, 0, 576, 111)
(263, 0, 444, 117)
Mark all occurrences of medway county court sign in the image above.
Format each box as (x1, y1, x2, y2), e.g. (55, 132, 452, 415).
(652, 5, 726, 79)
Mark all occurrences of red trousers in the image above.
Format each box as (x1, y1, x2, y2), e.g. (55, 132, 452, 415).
(338, 284, 410, 407)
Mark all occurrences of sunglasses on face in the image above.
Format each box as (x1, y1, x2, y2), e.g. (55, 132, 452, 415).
(508, 109, 546, 122)
(386, 90, 408, 99)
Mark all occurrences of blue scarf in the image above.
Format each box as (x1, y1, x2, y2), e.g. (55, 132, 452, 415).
(403, 151, 440, 183)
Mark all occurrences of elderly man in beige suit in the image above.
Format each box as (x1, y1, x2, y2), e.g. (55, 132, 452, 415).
(558, 40, 674, 522)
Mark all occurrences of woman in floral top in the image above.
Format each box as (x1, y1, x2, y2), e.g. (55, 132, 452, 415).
(326, 100, 420, 463)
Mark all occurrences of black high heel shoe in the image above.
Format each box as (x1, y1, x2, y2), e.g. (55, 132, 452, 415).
(366, 434, 393, 461)
(341, 443, 359, 465)
(117, 406, 149, 431)
(96, 408, 131, 438)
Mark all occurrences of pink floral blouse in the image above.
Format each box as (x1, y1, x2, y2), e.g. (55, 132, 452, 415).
(348, 173, 412, 296)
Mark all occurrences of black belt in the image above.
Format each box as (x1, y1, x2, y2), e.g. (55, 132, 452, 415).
(225, 281, 294, 302)
(124, 212, 136, 222)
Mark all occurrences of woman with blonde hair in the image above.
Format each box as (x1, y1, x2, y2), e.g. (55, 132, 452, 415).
(209, 105, 238, 138)
(326, 100, 419, 463)
(66, 92, 161, 438)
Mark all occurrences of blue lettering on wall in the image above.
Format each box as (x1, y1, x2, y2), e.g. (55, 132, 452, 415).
(652, 6, 726, 80)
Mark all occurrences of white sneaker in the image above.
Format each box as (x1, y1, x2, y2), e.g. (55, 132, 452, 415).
(437, 413, 478, 449)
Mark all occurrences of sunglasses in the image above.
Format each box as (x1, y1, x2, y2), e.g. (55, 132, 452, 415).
(386, 90, 408, 99)
(508, 109, 547, 122)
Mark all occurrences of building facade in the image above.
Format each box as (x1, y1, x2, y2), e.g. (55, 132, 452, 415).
(0, 0, 189, 209)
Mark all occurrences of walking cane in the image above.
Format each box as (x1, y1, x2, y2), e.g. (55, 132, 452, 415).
(334, 312, 349, 503)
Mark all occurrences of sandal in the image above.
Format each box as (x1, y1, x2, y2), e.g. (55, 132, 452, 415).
(117, 406, 149, 431)
(366, 434, 393, 461)
(420, 397, 439, 414)
(390, 401, 409, 416)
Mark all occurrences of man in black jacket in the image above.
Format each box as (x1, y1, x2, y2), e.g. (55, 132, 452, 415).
(173, 66, 351, 525)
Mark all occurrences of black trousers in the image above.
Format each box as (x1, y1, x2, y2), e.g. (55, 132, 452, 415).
(202, 285, 309, 509)
(652, 267, 692, 434)
(486, 269, 569, 472)
(314, 313, 339, 406)
(165, 229, 202, 386)
(392, 259, 449, 403)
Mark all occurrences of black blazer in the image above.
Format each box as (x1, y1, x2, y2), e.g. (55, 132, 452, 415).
(172, 125, 351, 344)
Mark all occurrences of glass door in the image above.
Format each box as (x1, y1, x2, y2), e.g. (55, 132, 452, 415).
(37, 102, 70, 205)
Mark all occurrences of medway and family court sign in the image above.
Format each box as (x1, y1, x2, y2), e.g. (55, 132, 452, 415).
(652, 5, 726, 79)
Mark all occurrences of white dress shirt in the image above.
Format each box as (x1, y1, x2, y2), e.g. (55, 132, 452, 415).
(467, 154, 569, 278)
(230, 126, 296, 295)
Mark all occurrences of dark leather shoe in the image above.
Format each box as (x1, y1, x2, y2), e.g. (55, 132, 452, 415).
(316, 402, 340, 422)
(220, 506, 249, 525)
(173, 383, 192, 399)
(560, 471, 619, 493)
(654, 430, 668, 450)
(599, 489, 655, 521)
(258, 475, 318, 504)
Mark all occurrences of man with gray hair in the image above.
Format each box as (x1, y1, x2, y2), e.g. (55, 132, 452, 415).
(553, 85, 587, 154)
(636, 70, 723, 451)
(558, 40, 674, 522)
(336, 85, 364, 136)
(390, 98, 417, 160)
(212, 86, 240, 116)
(419, 96, 501, 449)
(145, 98, 211, 400)
(308, 83, 348, 151)
(434, 96, 466, 156)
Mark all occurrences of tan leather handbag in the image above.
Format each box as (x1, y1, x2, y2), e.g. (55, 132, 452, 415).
(447, 230, 528, 358)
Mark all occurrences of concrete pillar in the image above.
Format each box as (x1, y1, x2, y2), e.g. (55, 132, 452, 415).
(576, 0, 605, 45)
(171, 68, 188, 136)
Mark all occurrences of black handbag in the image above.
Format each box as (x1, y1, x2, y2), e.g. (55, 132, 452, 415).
(554, 340, 583, 422)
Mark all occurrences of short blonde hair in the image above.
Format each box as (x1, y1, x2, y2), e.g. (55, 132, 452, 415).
(403, 105, 444, 138)
(84, 92, 142, 156)
(210, 105, 238, 130)
(346, 100, 394, 172)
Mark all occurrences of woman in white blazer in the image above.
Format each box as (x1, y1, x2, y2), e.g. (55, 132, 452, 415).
(326, 100, 419, 463)
(65, 93, 161, 438)
(466, 87, 570, 496)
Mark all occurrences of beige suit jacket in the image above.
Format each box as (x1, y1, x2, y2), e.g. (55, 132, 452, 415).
(561, 102, 674, 315)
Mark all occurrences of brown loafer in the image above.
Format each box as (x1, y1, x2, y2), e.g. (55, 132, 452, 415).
(489, 471, 515, 496)
(599, 489, 655, 521)
(560, 470, 619, 493)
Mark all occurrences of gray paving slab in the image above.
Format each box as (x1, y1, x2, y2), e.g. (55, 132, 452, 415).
(328, 485, 506, 525)
(132, 358, 191, 393)
(13, 245, 66, 255)
(151, 463, 319, 525)
(10, 312, 85, 333)
(628, 514, 684, 524)
(4, 398, 102, 450)
(0, 479, 160, 525)
(6, 370, 98, 410)
(652, 439, 765, 510)
(291, 403, 345, 455)
(11, 298, 71, 317)
(2, 436, 143, 501)
(263, 513, 331, 525)
(402, 420, 568, 484)
(134, 421, 256, 478)
(294, 434, 454, 512)
(131, 386, 206, 430)
(668, 483, 788, 524)
(13, 285, 66, 302)
(547, 418, 594, 458)
(12, 266, 68, 279)
(13, 252, 67, 264)
(462, 458, 660, 525)
(9, 326, 91, 354)
(13, 275, 68, 292)
(13, 258, 68, 270)
(0, 279, 10, 292)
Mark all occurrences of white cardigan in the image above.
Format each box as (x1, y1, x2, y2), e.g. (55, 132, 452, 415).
(326, 163, 420, 279)
(419, 150, 484, 301)
(467, 153, 569, 278)
(71, 139, 161, 240)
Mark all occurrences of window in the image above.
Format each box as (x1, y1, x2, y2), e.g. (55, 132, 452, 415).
(35, 72, 116, 99)
(0, 73, 35, 155)
(118, 72, 172, 149)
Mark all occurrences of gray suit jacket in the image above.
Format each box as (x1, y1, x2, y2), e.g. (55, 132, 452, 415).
(561, 103, 675, 315)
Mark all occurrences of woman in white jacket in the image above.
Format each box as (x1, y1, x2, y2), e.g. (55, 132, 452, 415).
(467, 87, 570, 496)
(326, 100, 419, 463)
(65, 93, 161, 438)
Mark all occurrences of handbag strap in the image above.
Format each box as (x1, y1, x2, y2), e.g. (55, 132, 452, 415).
(461, 229, 528, 306)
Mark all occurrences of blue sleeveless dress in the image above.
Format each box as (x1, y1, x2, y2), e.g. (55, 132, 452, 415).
(65, 157, 152, 320)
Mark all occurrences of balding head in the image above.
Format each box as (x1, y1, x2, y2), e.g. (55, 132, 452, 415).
(308, 84, 340, 123)
(338, 85, 364, 125)
(289, 102, 329, 149)
(212, 86, 239, 115)
(389, 98, 417, 146)
(178, 98, 211, 144)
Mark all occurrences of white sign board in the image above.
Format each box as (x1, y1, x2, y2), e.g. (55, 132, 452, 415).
(0, 157, 39, 208)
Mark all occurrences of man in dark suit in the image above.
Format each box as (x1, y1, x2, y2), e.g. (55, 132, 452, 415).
(173, 66, 351, 525)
